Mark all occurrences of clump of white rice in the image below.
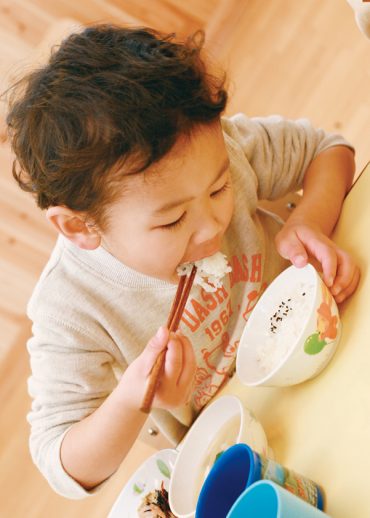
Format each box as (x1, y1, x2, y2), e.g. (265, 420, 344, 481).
(177, 252, 232, 293)
(256, 282, 315, 373)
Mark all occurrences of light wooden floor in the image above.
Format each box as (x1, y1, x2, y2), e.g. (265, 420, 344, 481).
(1, 1, 369, 516)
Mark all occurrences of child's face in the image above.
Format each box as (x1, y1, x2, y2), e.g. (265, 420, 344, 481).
(100, 122, 234, 283)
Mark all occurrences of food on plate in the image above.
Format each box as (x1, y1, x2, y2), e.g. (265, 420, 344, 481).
(137, 482, 177, 517)
(177, 252, 232, 292)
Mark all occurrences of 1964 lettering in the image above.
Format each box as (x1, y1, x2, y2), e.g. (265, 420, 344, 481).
(204, 299, 233, 341)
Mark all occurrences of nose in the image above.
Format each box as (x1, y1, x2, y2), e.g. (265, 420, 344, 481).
(191, 202, 222, 246)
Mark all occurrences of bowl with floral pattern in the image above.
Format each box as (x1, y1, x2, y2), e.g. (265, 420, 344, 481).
(236, 264, 341, 386)
(108, 448, 177, 518)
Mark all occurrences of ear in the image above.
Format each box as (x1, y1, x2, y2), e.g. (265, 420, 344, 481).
(46, 206, 101, 250)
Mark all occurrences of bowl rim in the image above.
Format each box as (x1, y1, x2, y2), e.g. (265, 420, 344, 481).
(168, 395, 245, 516)
(236, 264, 320, 386)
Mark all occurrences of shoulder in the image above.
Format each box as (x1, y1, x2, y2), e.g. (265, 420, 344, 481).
(221, 113, 295, 146)
(27, 236, 103, 324)
(27, 237, 127, 361)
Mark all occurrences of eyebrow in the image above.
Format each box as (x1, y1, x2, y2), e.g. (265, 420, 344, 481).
(153, 157, 230, 215)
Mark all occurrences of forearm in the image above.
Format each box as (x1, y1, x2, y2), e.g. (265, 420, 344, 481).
(275, 145, 360, 301)
(285, 145, 355, 236)
(60, 370, 147, 490)
(59, 326, 195, 491)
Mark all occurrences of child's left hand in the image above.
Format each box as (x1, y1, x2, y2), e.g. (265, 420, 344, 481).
(275, 222, 360, 303)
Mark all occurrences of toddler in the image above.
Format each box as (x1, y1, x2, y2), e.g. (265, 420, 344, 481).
(6, 25, 359, 498)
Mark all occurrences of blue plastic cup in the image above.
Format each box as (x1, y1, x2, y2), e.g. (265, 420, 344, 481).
(195, 444, 325, 518)
(227, 480, 331, 518)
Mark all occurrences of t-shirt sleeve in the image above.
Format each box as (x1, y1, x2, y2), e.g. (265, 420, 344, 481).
(27, 316, 125, 499)
(223, 113, 354, 201)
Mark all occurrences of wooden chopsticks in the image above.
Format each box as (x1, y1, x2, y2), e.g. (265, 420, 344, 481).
(140, 265, 197, 413)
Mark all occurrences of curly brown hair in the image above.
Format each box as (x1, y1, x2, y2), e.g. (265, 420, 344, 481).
(6, 24, 228, 229)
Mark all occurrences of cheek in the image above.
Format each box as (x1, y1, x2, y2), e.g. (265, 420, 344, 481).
(221, 190, 235, 226)
(139, 230, 188, 273)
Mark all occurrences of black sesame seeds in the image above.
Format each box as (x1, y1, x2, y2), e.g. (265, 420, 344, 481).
(269, 296, 307, 334)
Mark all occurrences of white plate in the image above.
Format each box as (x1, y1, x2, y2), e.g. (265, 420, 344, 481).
(108, 448, 178, 518)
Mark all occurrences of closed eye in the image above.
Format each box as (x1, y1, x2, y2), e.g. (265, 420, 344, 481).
(211, 181, 231, 197)
(160, 212, 187, 230)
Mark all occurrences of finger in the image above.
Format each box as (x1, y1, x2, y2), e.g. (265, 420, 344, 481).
(286, 227, 338, 286)
(143, 326, 169, 375)
(318, 245, 338, 288)
(301, 236, 337, 287)
(163, 333, 183, 385)
(334, 266, 360, 304)
(276, 231, 308, 267)
(175, 331, 196, 389)
(330, 251, 356, 297)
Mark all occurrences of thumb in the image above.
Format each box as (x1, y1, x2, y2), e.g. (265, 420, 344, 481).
(142, 326, 169, 374)
(277, 231, 308, 268)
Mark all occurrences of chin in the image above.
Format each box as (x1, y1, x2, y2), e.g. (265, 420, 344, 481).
(151, 268, 178, 284)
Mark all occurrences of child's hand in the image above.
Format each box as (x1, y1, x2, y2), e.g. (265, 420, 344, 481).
(275, 222, 360, 303)
(125, 326, 196, 410)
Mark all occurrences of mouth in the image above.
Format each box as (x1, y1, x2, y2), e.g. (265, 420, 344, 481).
(189, 249, 220, 263)
(178, 235, 223, 266)
(183, 240, 222, 264)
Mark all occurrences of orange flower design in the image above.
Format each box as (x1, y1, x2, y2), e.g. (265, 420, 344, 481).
(317, 302, 338, 340)
(317, 283, 338, 341)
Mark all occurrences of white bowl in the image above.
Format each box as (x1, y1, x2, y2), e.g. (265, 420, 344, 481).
(168, 395, 268, 518)
(236, 264, 341, 387)
(108, 449, 177, 518)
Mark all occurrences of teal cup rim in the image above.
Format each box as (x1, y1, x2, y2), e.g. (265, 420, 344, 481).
(226, 480, 330, 518)
(227, 480, 281, 517)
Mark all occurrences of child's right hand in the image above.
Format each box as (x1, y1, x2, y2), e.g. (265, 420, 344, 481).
(123, 326, 196, 411)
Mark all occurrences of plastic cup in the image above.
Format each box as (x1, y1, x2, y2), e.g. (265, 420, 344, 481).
(195, 444, 325, 518)
(227, 480, 331, 518)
